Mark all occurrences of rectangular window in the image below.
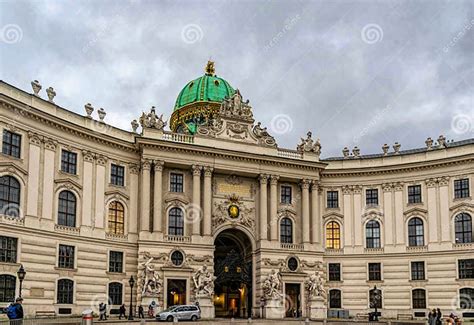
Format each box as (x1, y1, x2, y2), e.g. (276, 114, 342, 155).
(58, 245, 75, 269)
(170, 173, 184, 193)
(328, 263, 341, 281)
(412, 289, 426, 309)
(366, 189, 378, 205)
(368, 263, 382, 281)
(109, 251, 123, 273)
(411, 261, 425, 280)
(327, 191, 339, 208)
(2, 130, 21, 158)
(454, 179, 470, 199)
(280, 186, 292, 204)
(110, 164, 125, 186)
(0, 236, 17, 263)
(459, 259, 474, 279)
(408, 185, 422, 204)
(61, 150, 77, 175)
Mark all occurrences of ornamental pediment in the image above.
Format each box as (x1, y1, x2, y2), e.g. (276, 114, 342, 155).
(449, 202, 474, 213)
(54, 178, 82, 191)
(322, 212, 344, 219)
(403, 206, 428, 217)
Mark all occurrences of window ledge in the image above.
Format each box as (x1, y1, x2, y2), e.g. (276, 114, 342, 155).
(409, 279, 428, 283)
(58, 170, 79, 178)
(367, 280, 384, 283)
(54, 224, 80, 235)
(407, 202, 423, 207)
(106, 271, 126, 276)
(327, 280, 344, 284)
(453, 196, 471, 202)
(105, 232, 128, 241)
(54, 267, 78, 272)
(109, 183, 126, 189)
(0, 152, 23, 162)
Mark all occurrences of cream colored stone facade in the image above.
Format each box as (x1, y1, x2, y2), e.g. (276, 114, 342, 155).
(0, 80, 473, 320)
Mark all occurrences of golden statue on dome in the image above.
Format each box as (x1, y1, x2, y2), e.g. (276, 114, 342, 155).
(205, 60, 215, 76)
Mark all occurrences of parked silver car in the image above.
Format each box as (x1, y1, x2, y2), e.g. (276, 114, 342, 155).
(157, 304, 201, 322)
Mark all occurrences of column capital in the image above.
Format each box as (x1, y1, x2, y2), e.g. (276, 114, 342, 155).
(96, 155, 108, 166)
(353, 185, 362, 194)
(300, 179, 311, 190)
(270, 175, 280, 185)
(141, 159, 152, 171)
(393, 182, 404, 191)
(382, 183, 393, 192)
(203, 166, 214, 177)
(438, 176, 449, 186)
(259, 174, 269, 184)
(153, 160, 164, 172)
(311, 180, 320, 191)
(192, 165, 202, 176)
(129, 163, 140, 175)
(82, 150, 95, 163)
(342, 185, 352, 195)
(28, 131, 42, 145)
(43, 137, 57, 151)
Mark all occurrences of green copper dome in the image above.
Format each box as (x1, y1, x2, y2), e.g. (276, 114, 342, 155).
(174, 73, 235, 111)
(170, 61, 236, 133)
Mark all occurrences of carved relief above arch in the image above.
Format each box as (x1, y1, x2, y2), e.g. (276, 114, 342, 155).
(54, 179, 82, 199)
(403, 207, 428, 223)
(0, 163, 28, 184)
(449, 202, 474, 219)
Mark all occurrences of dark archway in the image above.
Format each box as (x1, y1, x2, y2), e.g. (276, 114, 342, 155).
(214, 229, 253, 318)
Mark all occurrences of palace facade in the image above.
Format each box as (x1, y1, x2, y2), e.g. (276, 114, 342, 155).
(0, 62, 473, 320)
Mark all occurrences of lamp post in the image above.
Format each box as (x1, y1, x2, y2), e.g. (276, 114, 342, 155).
(128, 276, 135, 320)
(372, 285, 380, 322)
(17, 264, 26, 298)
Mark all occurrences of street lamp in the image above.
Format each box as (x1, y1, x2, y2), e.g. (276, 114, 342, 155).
(372, 285, 381, 322)
(17, 264, 26, 298)
(128, 276, 135, 320)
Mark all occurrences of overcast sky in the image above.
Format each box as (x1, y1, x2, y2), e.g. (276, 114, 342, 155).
(1, 0, 473, 157)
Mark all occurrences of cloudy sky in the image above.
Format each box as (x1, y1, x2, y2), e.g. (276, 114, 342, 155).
(1, 0, 473, 157)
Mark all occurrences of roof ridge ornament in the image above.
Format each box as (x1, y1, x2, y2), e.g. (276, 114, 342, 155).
(205, 60, 215, 76)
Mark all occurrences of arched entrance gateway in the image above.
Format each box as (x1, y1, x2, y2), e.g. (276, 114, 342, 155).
(213, 229, 253, 318)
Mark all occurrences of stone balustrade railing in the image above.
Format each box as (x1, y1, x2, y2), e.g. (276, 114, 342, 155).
(162, 131, 194, 144)
(280, 243, 304, 251)
(165, 234, 191, 243)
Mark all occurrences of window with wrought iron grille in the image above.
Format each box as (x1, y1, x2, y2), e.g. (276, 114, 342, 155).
(411, 261, 425, 280)
(458, 259, 474, 279)
(0, 275, 16, 303)
(108, 282, 123, 305)
(58, 244, 75, 269)
(109, 251, 123, 273)
(368, 263, 382, 281)
(327, 191, 339, 208)
(171, 251, 184, 266)
(408, 185, 422, 204)
(280, 217, 293, 243)
(2, 130, 21, 158)
(0, 236, 17, 263)
(455, 213, 472, 243)
(366, 189, 378, 205)
(412, 289, 426, 309)
(454, 178, 470, 199)
(0, 176, 21, 218)
(58, 191, 76, 227)
(168, 207, 184, 236)
(61, 150, 77, 174)
(108, 201, 124, 235)
(328, 263, 341, 281)
(57, 279, 74, 304)
(280, 185, 292, 204)
(170, 173, 184, 193)
(110, 164, 125, 186)
(408, 217, 424, 246)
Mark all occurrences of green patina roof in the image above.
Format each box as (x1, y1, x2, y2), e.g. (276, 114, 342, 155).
(174, 74, 235, 111)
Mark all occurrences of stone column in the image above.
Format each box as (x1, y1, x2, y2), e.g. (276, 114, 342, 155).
(153, 161, 164, 233)
(81, 150, 95, 227)
(128, 164, 140, 234)
(394, 182, 405, 245)
(41, 138, 57, 220)
(26, 132, 41, 217)
(94, 155, 107, 229)
(270, 175, 279, 241)
(426, 178, 438, 244)
(301, 179, 310, 244)
(192, 165, 202, 236)
(259, 174, 268, 241)
(382, 183, 394, 246)
(343, 186, 353, 247)
(439, 177, 450, 242)
(311, 180, 320, 244)
(140, 159, 152, 233)
(203, 166, 213, 236)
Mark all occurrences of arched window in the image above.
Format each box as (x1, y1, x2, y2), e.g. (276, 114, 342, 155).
(455, 213, 472, 244)
(408, 217, 424, 246)
(460, 288, 474, 309)
(280, 217, 293, 243)
(0, 275, 16, 303)
(329, 289, 342, 309)
(168, 208, 184, 236)
(326, 221, 341, 249)
(108, 282, 123, 305)
(0, 176, 20, 217)
(412, 289, 426, 309)
(366, 220, 381, 248)
(58, 191, 76, 227)
(57, 279, 74, 304)
(369, 288, 382, 309)
(108, 201, 125, 235)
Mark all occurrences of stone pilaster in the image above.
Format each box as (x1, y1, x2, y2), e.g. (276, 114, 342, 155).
(259, 174, 268, 241)
(26, 132, 41, 217)
(41, 138, 57, 220)
(94, 155, 107, 229)
(192, 165, 202, 236)
(140, 159, 152, 233)
(81, 150, 95, 227)
(203, 166, 213, 236)
(128, 163, 139, 234)
(153, 161, 164, 233)
(269, 175, 279, 241)
(311, 180, 320, 244)
(301, 179, 310, 244)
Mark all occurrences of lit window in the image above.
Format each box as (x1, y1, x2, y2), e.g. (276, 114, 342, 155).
(326, 221, 340, 249)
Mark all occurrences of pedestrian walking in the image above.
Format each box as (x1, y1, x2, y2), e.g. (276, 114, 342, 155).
(436, 308, 442, 325)
(7, 297, 24, 325)
(119, 304, 126, 320)
(428, 309, 436, 325)
(138, 305, 145, 318)
(99, 302, 107, 321)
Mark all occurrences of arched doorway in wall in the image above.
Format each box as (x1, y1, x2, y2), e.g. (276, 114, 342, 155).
(214, 229, 253, 318)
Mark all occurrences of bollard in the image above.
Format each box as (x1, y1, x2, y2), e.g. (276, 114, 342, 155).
(174, 315, 178, 323)
(247, 317, 252, 323)
(81, 309, 93, 325)
(305, 317, 310, 325)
